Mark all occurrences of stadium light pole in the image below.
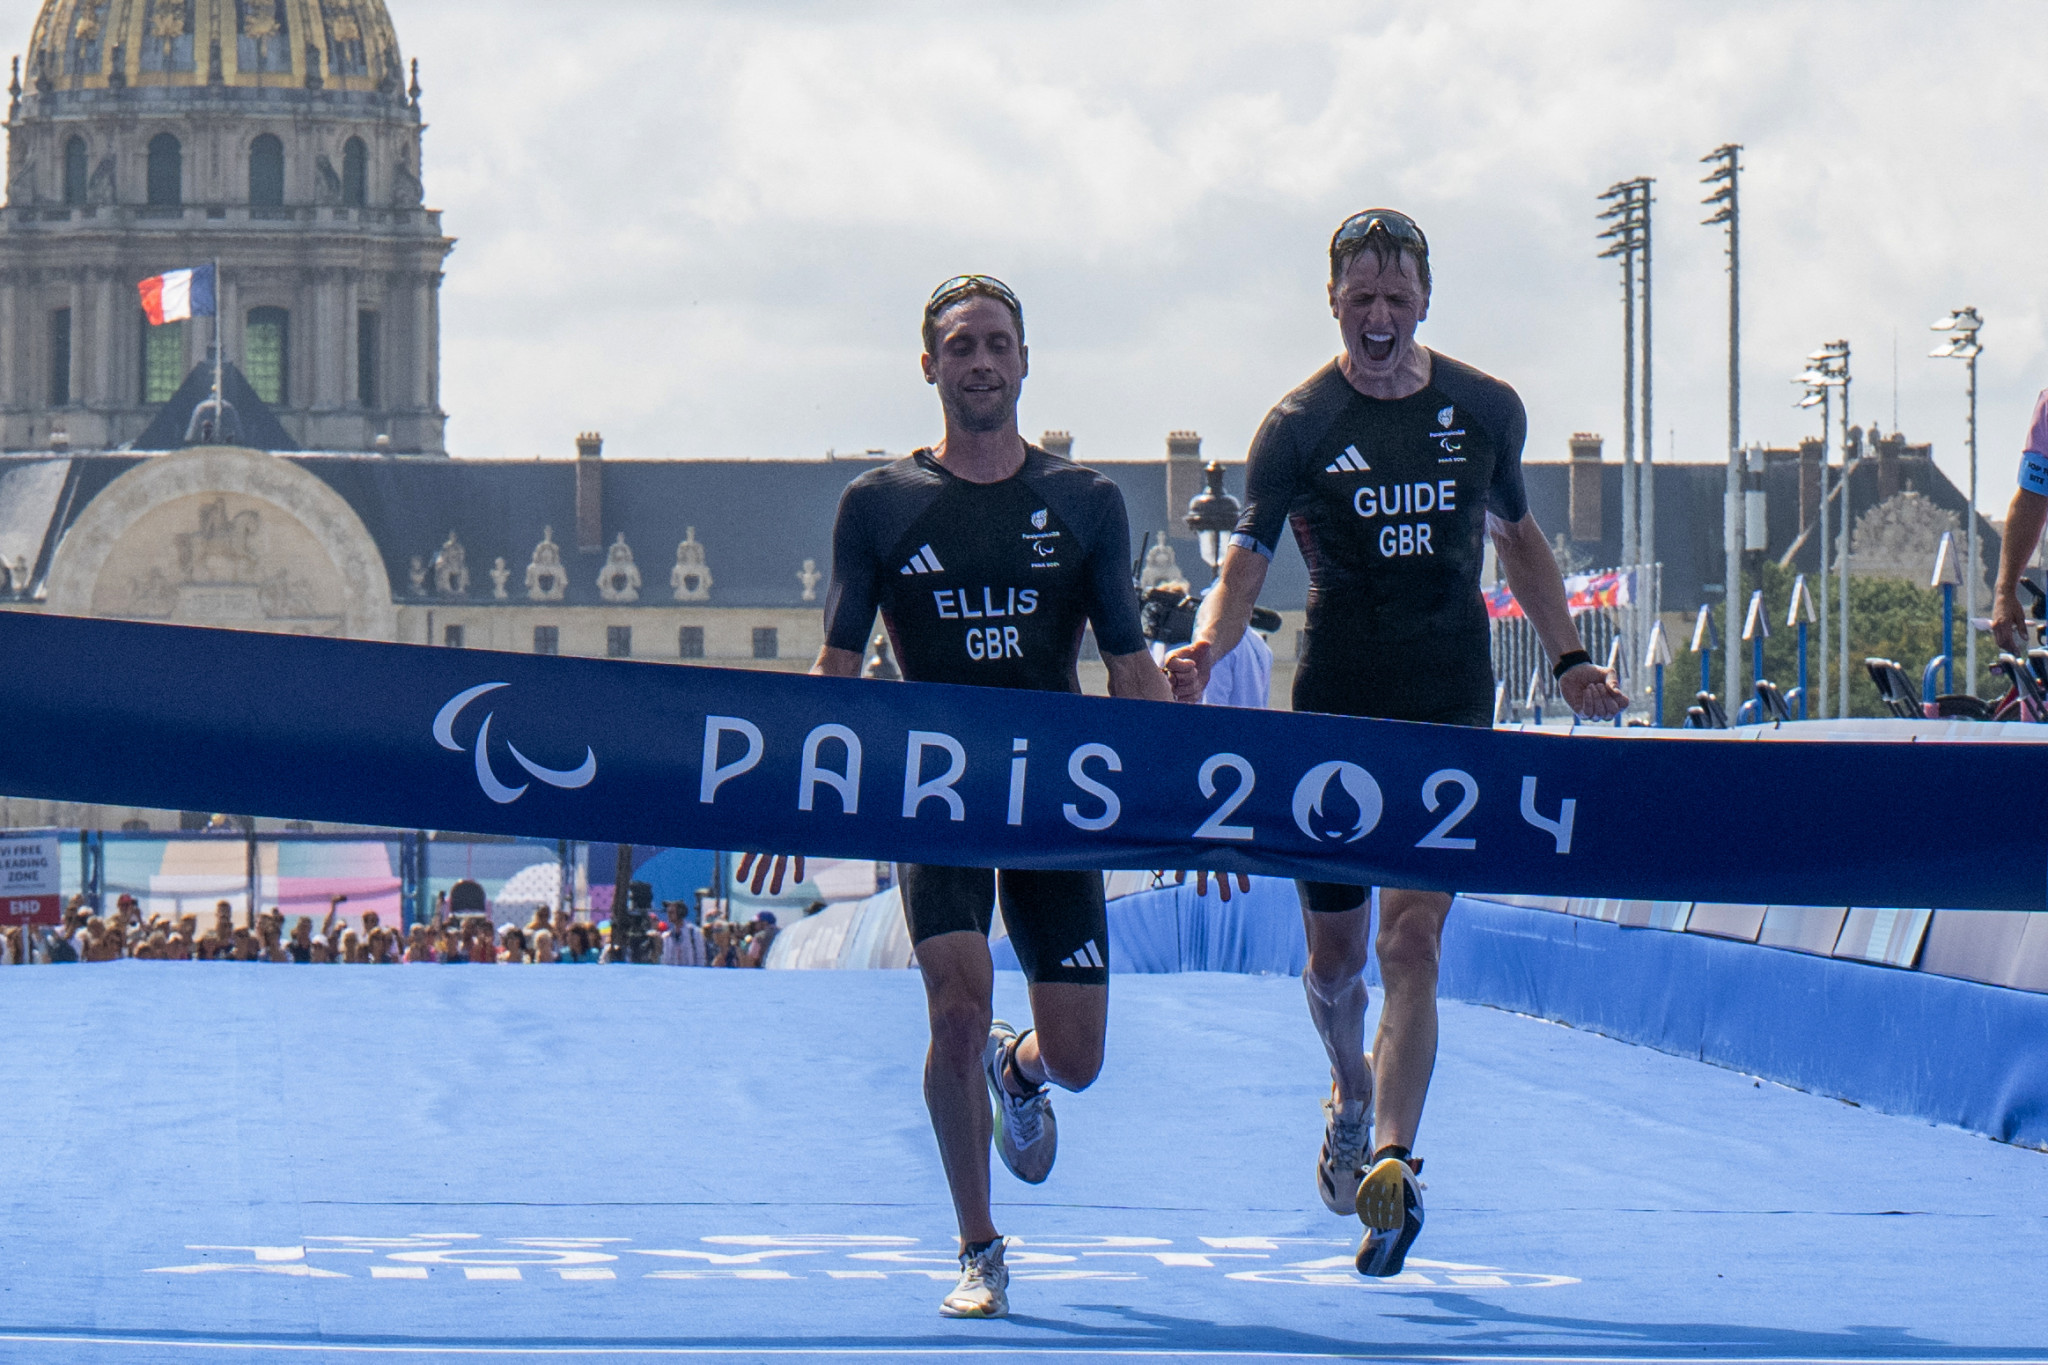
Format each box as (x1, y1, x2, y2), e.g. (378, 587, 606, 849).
(1702, 144, 1743, 713)
(1931, 306, 1983, 693)
(1600, 175, 1654, 708)
(1793, 352, 1845, 714)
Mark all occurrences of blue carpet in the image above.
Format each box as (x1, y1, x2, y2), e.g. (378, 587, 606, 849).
(0, 965, 2043, 1363)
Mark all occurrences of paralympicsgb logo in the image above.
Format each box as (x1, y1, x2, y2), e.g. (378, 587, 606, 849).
(434, 683, 597, 805)
(1291, 761, 1382, 844)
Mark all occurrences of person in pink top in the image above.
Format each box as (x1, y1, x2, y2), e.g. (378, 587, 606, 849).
(1990, 390, 2048, 654)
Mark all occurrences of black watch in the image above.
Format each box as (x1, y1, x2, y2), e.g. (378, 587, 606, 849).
(1551, 650, 1592, 681)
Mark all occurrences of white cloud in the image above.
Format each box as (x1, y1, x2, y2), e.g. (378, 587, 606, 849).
(5, 0, 2043, 512)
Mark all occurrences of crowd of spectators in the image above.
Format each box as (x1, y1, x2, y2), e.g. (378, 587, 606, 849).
(1, 893, 781, 968)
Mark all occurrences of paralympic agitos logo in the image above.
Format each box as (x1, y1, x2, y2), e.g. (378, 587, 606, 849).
(434, 683, 598, 805)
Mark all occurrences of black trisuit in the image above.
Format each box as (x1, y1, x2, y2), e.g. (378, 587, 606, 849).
(1230, 353, 1529, 915)
(823, 445, 1148, 983)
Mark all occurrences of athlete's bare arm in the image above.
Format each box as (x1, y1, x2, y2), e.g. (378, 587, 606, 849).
(1104, 647, 1174, 703)
(812, 645, 863, 678)
(1489, 512, 1627, 718)
(1992, 488, 2048, 655)
(1163, 546, 1268, 702)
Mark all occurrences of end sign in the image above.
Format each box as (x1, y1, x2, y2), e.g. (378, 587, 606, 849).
(1, 833, 61, 925)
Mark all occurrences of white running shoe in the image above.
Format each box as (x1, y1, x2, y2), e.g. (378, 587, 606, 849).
(984, 1020, 1058, 1185)
(1315, 1085, 1371, 1215)
(939, 1238, 1010, 1318)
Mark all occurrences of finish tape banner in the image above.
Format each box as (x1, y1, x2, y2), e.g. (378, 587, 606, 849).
(1, 612, 2042, 911)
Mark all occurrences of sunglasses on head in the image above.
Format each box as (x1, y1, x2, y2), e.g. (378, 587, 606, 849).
(925, 274, 1021, 318)
(1330, 209, 1428, 253)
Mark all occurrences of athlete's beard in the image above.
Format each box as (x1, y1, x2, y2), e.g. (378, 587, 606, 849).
(942, 383, 1019, 435)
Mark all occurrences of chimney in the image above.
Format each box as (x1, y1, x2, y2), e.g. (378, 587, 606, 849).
(1166, 430, 1203, 540)
(575, 431, 603, 552)
(1040, 430, 1073, 459)
(1568, 433, 1602, 543)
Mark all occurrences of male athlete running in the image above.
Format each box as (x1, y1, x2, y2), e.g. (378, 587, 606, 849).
(1989, 389, 2048, 657)
(1164, 210, 1626, 1275)
(817, 276, 1170, 1318)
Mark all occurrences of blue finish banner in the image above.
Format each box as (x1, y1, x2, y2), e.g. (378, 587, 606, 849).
(0, 612, 2041, 910)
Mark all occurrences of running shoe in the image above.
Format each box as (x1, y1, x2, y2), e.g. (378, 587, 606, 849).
(984, 1020, 1058, 1184)
(1315, 1085, 1371, 1215)
(939, 1238, 1009, 1318)
(1354, 1154, 1425, 1278)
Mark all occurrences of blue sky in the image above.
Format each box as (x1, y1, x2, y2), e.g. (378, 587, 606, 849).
(10, 1, 2045, 508)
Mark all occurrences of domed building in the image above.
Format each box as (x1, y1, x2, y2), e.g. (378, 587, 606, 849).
(0, 0, 450, 454)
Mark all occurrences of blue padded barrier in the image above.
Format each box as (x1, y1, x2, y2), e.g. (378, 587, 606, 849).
(1439, 897, 2048, 1148)
(998, 881, 2048, 1147)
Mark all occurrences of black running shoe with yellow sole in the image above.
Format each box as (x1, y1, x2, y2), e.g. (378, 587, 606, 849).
(1354, 1154, 1424, 1277)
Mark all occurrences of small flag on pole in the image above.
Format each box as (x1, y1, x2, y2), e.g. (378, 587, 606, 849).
(137, 264, 217, 325)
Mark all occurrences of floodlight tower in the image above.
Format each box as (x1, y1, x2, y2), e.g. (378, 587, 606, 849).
(1931, 306, 1984, 692)
(1599, 176, 1656, 697)
(1793, 346, 1846, 714)
(1702, 144, 1743, 712)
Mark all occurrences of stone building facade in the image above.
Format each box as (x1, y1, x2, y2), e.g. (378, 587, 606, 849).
(0, 0, 449, 454)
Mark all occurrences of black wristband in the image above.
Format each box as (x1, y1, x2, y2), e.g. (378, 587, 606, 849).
(1551, 650, 1592, 681)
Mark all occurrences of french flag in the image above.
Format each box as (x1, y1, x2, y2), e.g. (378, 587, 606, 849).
(137, 264, 216, 326)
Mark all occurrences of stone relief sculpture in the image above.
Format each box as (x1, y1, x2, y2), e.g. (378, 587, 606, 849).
(597, 532, 641, 603)
(392, 151, 423, 206)
(525, 527, 565, 602)
(490, 557, 510, 599)
(430, 530, 468, 596)
(174, 498, 261, 582)
(314, 153, 342, 204)
(671, 528, 712, 602)
(126, 567, 178, 616)
(798, 558, 821, 602)
(407, 556, 426, 595)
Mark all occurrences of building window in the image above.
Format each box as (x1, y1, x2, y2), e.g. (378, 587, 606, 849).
(48, 309, 70, 406)
(607, 626, 632, 658)
(533, 625, 559, 656)
(678, 626, 705, 659)
(63, 137, 87, 206)
(356, 310, 378, 406)
(146, 132, 182, 206)
(139, 315, 185, 404)
(342, 137, 368, 207)
(249, 134, 284, 207)
(442, 624, 465, 648)
(752, 627, 779, 660)
(245, 307, 289, 405)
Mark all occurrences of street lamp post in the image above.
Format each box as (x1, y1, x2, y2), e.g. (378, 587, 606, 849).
(1931, 306, 1984, 693)
(1184, 461, 1242, 590)
(1702, 145, 1743, 715)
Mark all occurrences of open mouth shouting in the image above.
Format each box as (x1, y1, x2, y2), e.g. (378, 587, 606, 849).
(1361, 331, 1398, 365)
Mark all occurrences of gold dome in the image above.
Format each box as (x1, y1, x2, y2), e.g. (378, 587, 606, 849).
(25, 0, 405, 97)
